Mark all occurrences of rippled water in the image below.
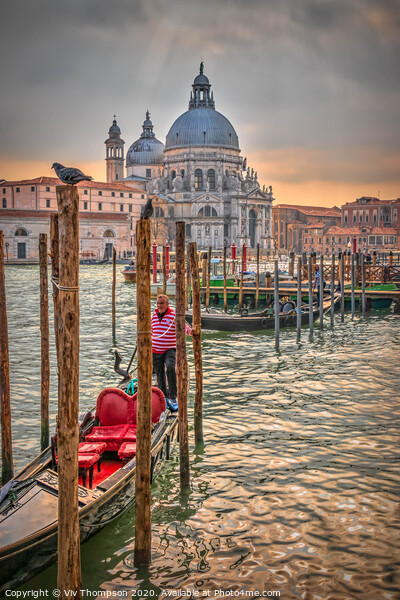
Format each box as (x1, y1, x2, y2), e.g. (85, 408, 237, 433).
(3, 265, 400, 599)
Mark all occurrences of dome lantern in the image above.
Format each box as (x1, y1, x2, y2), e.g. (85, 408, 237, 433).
(189, 62, 215, 110)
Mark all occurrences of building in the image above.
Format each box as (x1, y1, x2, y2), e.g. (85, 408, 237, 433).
(0, 177, 145, 261)
(272, 204, 341, 253)
(110, 64, 274, 250)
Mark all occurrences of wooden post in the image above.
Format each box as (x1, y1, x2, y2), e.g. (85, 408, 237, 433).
(274, 259, 280, 351)
(134, 218, 152, 566)
(206, 246, 211, 308)
(255, 243, 260, 310)
(56, 186, 81, 598)
(201, 253, 207, 287)
(238, 251, 244, 313)
(0, 231, 13, 484)
(289, 252, 295, 277)
(162, 245, 167, 294)
(223, 245, 227, 313)
(112, 246, 116, 342)
(296, 256, 302, 342)
(308, 257, 313, 337)
(50, 215, 61, 367)
(39, 233, 50, 451)
(188, 242, 203, 446)
(185, 251, 191, 311)
(340, 252, 345, 323)
(351, 253, 355, 319)
(389, 251, 393, 267)
(319, 256, 324, 329)
(175, 222, 190, 488)
(330, 253, 335, 329)
(355, 252, 360, 287)
(361, 253, 366, 314)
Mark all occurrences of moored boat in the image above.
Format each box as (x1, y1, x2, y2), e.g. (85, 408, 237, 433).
(122, 263, 137, 282)
(0, 386, 178, 593)
(151, 276, 176, 297)
(185, 296, 338, 332)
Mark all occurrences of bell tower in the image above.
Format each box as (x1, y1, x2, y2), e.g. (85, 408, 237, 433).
(105, 116, 125, 182)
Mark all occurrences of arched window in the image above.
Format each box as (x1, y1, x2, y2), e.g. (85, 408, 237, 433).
(212, 207, 217, 216)
(197, 207, 217, 218)
(103, 230, 114, 237)
(207, 169, 216, 190)
(170, 170, 176, 181)
(205, 206, 211, 217)
(154, 207, 164, 218)
(180, 169, 185, 178)
(197, 208, 204, 217)
(15, 228, 28, 236)
(194, 169, 203, 190)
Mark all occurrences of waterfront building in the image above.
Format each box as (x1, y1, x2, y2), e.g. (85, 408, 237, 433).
(0, 177, 145, 261)
(115, 64, 274, 250)
(272, 204, 341, 253)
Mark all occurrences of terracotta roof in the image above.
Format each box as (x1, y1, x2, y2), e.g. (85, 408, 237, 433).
(0, 209, 129, 221)
(1, 176, 143, 193)
(273, 204, 340, 216)
(325, 225, 398, 235)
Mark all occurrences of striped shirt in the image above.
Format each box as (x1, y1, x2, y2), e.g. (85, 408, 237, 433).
(151, 307, 191, 354)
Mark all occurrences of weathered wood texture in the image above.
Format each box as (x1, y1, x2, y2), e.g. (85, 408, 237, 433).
(50, 214, 61, 367)
(206, 246, 211, 309)
(274, 259, 279, 351)
(0, 230, 13, 485)
(176, 222, 190, 487)
(296, 256, 302, 342)
(55, 186, 81, 598)
(39, 233, 50, 451)
(188, 242, 203, 445)
(238, 252, 244, 312)
(256, 244, 260, 309)
(134, 219, 152, 566)
(112, 246, 116, 341)
(162, 246, 167, 294)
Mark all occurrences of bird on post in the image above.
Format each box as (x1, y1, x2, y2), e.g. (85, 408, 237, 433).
(140, 196, 153, 220)
(51, 162, 92, 185)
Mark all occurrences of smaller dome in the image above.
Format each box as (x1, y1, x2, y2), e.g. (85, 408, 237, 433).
(108, 116, 121, 138)
(194, 73, 209, 85)
(126, 111, 165, 167)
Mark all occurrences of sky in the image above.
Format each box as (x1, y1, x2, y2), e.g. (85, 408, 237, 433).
(0, 0, 399, 207)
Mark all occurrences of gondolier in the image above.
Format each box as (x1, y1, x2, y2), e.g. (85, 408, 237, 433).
(152, 294, 192, 411)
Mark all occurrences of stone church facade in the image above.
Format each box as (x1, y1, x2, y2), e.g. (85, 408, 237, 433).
(109, 64, 274, 250)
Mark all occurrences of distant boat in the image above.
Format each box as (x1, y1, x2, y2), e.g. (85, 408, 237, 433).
(122, 263, 136, 283)
(151, 276, 176, 297)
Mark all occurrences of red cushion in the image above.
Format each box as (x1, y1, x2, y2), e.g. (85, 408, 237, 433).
(131, 387, 166, 424)
(78, 453, 100, 468)
(79, 442, 106, 454)
(122, 426, 137, 442)
(95, 388, 137, 426)
(118, 442, 136, 459)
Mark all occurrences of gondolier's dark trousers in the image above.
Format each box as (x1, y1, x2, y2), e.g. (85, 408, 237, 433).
(153, 348, 177, 400)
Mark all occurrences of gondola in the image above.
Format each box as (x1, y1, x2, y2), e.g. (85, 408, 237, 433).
(0, 365, 178, 593)
(185, 295, 338, 332)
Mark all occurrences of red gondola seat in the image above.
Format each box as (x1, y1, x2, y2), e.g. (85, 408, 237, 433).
(118, 442, 137, 460)
(78, 453, 100, 488)
(85, 386, 166, 452)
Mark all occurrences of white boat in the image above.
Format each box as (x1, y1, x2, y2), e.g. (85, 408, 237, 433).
(150, 276, 176, 298)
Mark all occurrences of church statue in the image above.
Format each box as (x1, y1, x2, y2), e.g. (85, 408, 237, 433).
(200, 61, 204, 75)
(172, 174, 183, 192)
(243, 157, 247, 171)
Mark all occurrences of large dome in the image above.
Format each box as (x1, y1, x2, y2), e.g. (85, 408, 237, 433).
(126, 111, 165, 167)
(165, 108, 239, 150)
(165, 65, 239, 151)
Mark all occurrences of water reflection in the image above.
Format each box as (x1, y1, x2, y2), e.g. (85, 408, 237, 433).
(4, 265, 400, 599)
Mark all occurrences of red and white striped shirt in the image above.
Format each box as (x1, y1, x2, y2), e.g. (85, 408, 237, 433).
(151, 307, 191, 354)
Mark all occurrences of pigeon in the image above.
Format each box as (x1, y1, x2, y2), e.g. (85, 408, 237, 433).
(51, 162, 92, 185)
(140, 196, 153, 220)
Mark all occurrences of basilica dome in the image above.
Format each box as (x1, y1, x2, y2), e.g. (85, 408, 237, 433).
(126, 111, 164, 167)
(165, 66, 239, 151)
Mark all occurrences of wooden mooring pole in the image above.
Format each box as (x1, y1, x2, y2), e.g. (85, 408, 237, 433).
(361, 254, 366, 314)
(296, 256, 302, 342)
(50, 215, 61, 366)
(330, 253, 335, 329)
(39, 233, 50, 451)
(308, 256, 313, 338)
(223, 245, 227, 313)
(205, 248, 211, 309)
(112, 246, 116, 342)
(256, 243, 260, 310)
(340, 252, 345, 323)
(55, 186, 81, 598)
(162, 245, 167, 295)
(176, 222, 190, 488)
(238, 251, 244, 313)
(319, 256, 324, 330)
(351, 253, 355, 319)
(134, 218, 152, 566)
(274, 259, 280, 351)
(0, 230, 13, 485)
(188, 242, 203, 445)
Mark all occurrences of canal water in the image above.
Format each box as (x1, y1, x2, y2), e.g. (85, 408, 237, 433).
(3, 265, 400, 599)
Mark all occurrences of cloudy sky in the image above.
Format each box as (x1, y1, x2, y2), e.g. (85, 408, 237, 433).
(1, 0, 399, 207)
